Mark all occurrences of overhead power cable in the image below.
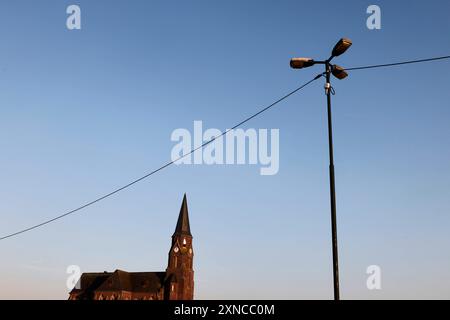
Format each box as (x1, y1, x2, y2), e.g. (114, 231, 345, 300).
(345, 55, 450, 71)
(2, 53, 449, 241)
(0, 74, 322, 241)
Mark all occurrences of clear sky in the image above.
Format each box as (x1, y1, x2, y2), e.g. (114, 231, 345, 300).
(0, 0, 450, 299)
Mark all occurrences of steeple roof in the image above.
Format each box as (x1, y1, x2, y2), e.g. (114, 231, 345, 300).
(173, 194, 191, 236)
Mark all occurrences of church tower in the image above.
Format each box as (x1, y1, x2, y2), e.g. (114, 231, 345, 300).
(165, 194, 194, 300)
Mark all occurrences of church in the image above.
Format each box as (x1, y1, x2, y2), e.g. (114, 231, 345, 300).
(68, 194, 194, 300)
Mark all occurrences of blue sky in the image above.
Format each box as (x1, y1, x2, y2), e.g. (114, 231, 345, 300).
(0, 0, 450, 299)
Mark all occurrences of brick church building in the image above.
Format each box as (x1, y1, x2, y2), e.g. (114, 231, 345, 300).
(69, 194, 194, 300)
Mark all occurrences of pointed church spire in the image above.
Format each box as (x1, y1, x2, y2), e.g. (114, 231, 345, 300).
(174, 194, 191, 236)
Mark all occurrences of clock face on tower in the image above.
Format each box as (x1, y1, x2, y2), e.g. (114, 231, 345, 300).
(174, 247, 179, 253)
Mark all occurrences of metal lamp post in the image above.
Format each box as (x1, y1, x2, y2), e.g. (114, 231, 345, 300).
(290, 38, 352, 300)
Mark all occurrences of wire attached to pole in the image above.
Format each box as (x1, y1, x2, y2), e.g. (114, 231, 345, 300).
(2, 53, 450, 241)
(345, 55, 450, 71)
(0, 74, 323, 241)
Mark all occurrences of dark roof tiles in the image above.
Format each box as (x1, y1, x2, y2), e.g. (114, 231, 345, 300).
(71, 270, 166, 296)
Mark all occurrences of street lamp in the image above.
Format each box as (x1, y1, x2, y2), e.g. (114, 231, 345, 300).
(290, 57, 315, 69)
(290, 38, 352, 301)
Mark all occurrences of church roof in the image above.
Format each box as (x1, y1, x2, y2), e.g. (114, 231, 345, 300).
(70, 270, 166, 298)
(173, 193, 191, 236)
